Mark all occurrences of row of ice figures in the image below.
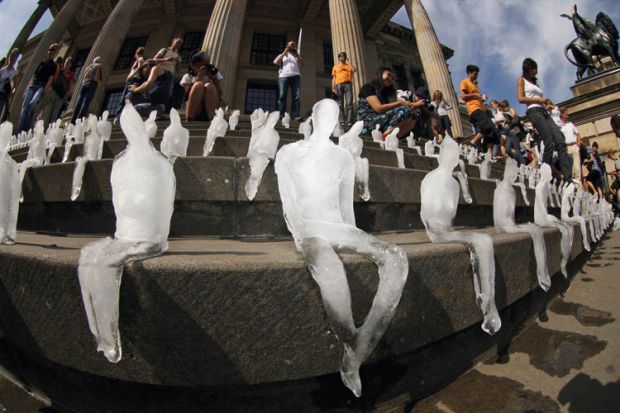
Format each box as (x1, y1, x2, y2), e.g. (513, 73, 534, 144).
(1, 99, 616, 400)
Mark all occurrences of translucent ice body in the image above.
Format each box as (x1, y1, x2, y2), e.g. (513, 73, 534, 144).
(245, 111, 280, 200)
(338, 120, 370, 201)
(71, 115, 104, 200)
(144, 110, 158, 139)
(384, 128, 405, 169)
(298, 117, 312, 140)
(560, 182, 591, 251)
(98, 111, 113, 142)
(282, 112, 290, 129)
(160, 108, 189, 163)
(229, 109, 240, 131)
(0, 122, 20, 244)
(406, 132, 422, 155)
(18, 120, 46, 201)
(203, 108, 228, 156)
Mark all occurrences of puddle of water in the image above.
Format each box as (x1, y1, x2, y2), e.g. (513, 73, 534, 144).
(549, 300, 615, 327)
(585, 263, 614, 268)
(580, 277, 594, 282)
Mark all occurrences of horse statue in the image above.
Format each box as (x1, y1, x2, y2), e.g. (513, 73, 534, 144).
(562, 4, 619, 80)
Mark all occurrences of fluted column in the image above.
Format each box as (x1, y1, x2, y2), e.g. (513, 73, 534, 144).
(65, 0, 146, 120)
(202, 0, 248, 105)
(10, 0, 85, 124)
(328, 0, 367, 95)
(406, 0, 464, 138)
(9, 0, 51, 55)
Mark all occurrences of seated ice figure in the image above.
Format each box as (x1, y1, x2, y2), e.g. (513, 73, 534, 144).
(467, 146, 478, 165)
(0, 122, 20, 244)
(515, 164, 530, 206)
(62, 120, 85, 163)
(371, 124, 382, 143)
(250, 108, 268, 131)
(74, 118, 86, 144)
(144, 110, 158, 139)
(576, 189, 597, 243)
(71, 115, 104, 201)
(384, 128, 405, 169)
(77, 103, 176, 363)
(405, 132, 422, 155)
(548, 178, 560, 209)
(97, 111, 113, 142)
(275, 99, 409, 398)
(203, 108, 228, 156)
(494, 158, 551, 291)
(18, 120, 47, 201)
(534, 164, 574, 277)
(420, 136, 501, 335)
(298, 117, 312, 140)
(338, 120, 370, 201)
(45, 121, 65, 164)
(245, 111, 280, 200)
(424, 139, 437, 158)
(478, 152, 491, 180)
(527, 166, 538, 189)
(228, 109, 240, 131)
(282, 112, 291, 129)
(160, 108, 189, 164)
(560, 182, 591, 251)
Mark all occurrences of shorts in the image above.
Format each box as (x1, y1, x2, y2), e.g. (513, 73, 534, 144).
(470, 109, 499, 145)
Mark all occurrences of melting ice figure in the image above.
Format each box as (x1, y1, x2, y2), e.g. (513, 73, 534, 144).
(245, 111, 280, 200)
(560, 182, 591, 252)
(494, 158, 551, 291)
(338, 120, 371, 201)
(478, 152, 491, 180)
(515, 164, 530, 206)
(384, 128, 405, 169)
(405, 132, 422, 155)
(71, 115, 104, 201)
(77, 103, 176, 363)
(371, 124, 382, 143)
(275, 99, 409, 397)
(298, 117, 312, 140)
(424, 139, 437, 157)
(98, 111, 113, 142)
(228, 109, 240, 131)
(282, 112, 291, 129)
(250, 108, 268, 131)
(534, 164, 574, 277)
(420, 136, 501, 335)
(45, 121, 65, 164)
(18, 120, 47, 201)
(0, 122, 20, 244)
(144, 110, 158, 139)
(160, 108, 189, 164)
(203, 108, 228, 156)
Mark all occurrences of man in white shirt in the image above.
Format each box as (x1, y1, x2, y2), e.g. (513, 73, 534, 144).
(273, 40, 304, 120)
(560, 108, 581, 184)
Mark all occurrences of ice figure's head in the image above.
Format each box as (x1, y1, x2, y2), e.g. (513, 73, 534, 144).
(34, 120, 44, 137)
(539, 163, 552, 181)
(503, 158, 518, 183)
(170, 108, 181, 125)
(88, 114, 98, 131)
(120, 103, 149, 147)
(215, 107, 224, 120)
(298, 117, 312, 138)
(265, 111, 280, 129)
(251, 108, 267, 129)
(342, 120, 363, 140)
(101, 111, 109, 122)
(0, 122, 13, 152)
(311, 99, 339, 141)
(438, 136, 459, 171)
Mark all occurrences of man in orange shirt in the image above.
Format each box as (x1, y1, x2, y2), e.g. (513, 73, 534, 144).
(332, 51, 356, 127)
(460, 64, 499, 156)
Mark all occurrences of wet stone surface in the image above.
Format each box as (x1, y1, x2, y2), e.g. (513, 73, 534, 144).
(549, 300, 615, 327)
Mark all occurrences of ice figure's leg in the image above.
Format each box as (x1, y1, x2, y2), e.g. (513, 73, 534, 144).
(547, 220, 573, 277)
(18, 160, 36, 203)
(355, 158, 370, 201)
(62, 142, 73, 163)
(413, 147, 422, 156)
(512, 223, 551, 291)
(515, 182, 530, 206)
(45, 144, 56, 165)
(396, 148, 405, 169)
(434, 231, 501, 335)
(245, 155, 270, 201)
(300, 237, 358, 396)
(587, 218, 596, 243)
(570, 217, 590, 251)
(0, 162, 20, 244)
(453, 172, 473, 204)
(71, 157, 88, 201)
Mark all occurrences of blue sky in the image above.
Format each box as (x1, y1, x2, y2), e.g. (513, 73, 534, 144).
(1, 0, 619, 115)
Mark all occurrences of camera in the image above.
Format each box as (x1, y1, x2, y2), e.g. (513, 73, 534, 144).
(204, 64, 219, 76)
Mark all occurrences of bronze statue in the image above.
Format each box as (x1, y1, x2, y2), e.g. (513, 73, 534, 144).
(562, 4, 619, 80)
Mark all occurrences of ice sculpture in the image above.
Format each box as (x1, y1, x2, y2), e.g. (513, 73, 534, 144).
(144, 111, 158, 139)
(98, 111, 113, 142)
(282, 112, 291, 129)
(560, 182, 590, 251)
(478, 152, 491, 180)
(420, 136, 501, 335)
(0, 122, 20, 244)
(406, 132, 422, 155)
(45, 121, 65, 165)
(548, 178, 560, 209)
(245, 111, 280, 200)
(77, 103, 175, 363)
(515, 165, 530, 206)
(250, 108, 268, 131)
(74, 118, 86, 144)
(203, 108, 228, 156)
(274, 99, 409, 397)
(338, 120, 371, 201)
(527, 166, 538, 189)
(494, 158, 551, 291)
(61, 123, 75, 163)
(467, 146, 478, 165)
(298, 117, 312, 139)
(455, 158, 473, 205)
(371, 124, 382, 143)
(575, 188, 597, 243)
(71, 115, 103, 201)
(229, 109, 240, 131)
(18, 120, 46, 201)
(384, 128, 405, 169)
(534, 164, 573, 277)
(160, 108, 189, 164)
(424, 139, 437, 158)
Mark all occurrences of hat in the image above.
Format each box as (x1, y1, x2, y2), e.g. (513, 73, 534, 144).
(415, 86, 429, 99)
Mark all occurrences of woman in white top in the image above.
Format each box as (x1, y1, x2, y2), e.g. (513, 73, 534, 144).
(273, 40, 304, 120)
(183, 51, 223, 122)
(517, 57, 570, 181)
(431, 90, 453, 138)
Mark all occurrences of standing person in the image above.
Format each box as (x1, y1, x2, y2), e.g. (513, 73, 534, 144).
(560, 108, 582, 185)
(517, 57, 571, 181)
(154, 37, 183, 111)
(273, 40, 303, 120)
(181, 51, 223, 122)
(459, 65, 499, 156)
(40, 56, 73, 126)
(331, 51, 356, 128)
(71, 56, 103, 124)
(0, 48, 20, 122)
(431, 90, 453, 138)
(18, 43, 59, 132)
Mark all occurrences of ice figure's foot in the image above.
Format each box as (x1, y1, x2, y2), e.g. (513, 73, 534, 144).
(71, 187, 81, 201)
(537, 271, 551, 292)
(561, 264, 568, 278)
(0, 237, 15, 245)
(584, 242, 591, 252)
(481, 305, 501, 335)
(245, 180, 258, 201)
(340, 344, 362, 397)
(97, 338, 122, 363)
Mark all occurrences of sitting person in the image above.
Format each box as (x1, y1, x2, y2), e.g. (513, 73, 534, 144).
(357, 67, 426, 138)
(182, 51, 223, 122)
(126, 59, 173, 118)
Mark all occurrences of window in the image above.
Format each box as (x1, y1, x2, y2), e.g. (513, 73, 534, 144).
(410, 69, 426, 90)
(323, 42, 333, 75)
(245, 82, 278, 114)
(250, 33, 285, 66)
(102, 88, 125, 118)
(392, 64, 408, 91)
(72, 48, 91, 78)
(180, 32, 205, 63)
(114, 36, 148, 71)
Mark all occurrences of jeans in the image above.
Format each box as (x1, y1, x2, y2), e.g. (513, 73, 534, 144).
(278, 75, 301, 118)
(72, 80, 98, 124)
(528, 107, 570, 180)
(18, 83, 45, 133)
(505, 130, 524, 165)
(0, 94, 9, 122)
(336, 82, 353, 125)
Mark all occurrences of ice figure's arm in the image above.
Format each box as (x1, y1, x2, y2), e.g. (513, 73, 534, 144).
(275, 150, 306, 247)
(340, 154, 356, 227)
(500, 223, 551, 291)
(355, 157, 370, 201)
(454, 160, 472, 204)
(71, 157, 88, 201)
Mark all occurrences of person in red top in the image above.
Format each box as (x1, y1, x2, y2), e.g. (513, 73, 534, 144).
(331, 51, 356, 127)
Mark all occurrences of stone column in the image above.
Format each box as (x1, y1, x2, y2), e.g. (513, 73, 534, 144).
(328, 0, 367, 95)
(65, 0, 146, 120)
(406, 0, 464, 138)
(10, 0, 85, 124)
(202, 0, 248, 106)
(9, 0, 51, 55)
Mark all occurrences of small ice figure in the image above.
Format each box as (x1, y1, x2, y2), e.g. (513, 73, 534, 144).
(63, 120, 85, 163)
(77, 103, 176, 363)
(160, 108, 189, 164)
(406, 132, 422, 155)
(494, 158, 551, 291)
(424, 139, 437, 157)
(478, 152, 491, 180)
(0, 122, 20, 244)
(420, 136, 501, 335)
(467, 146, 478, 165)
(250, 108, 268, 130)
(577, 189, 597, 243)
(332, 122, 344, 138)
(245, 111, 280, 200)
(282, 112, 291, 129)
(338, 120, 371, 201)
(45, 121, 65, 164)
(74, 118, 86, 144)
(144, 111, 158, 139)
(515, 164, 530, 206)
(203, 108, 228, 156)
(455, 157, 473, 204)
(371, 124, 382, 143)
(548, 178, 561, 209)
(229, 109, 240, 131)
(71, 115, 103, 201)
(527, 166, 538, 189)
(298, 117, 312, 140)
(18, 120, 46, 202)
(275, 99, 409, 397)
(534, 164, 573, 277)
(384, 128, 405, 169)
(560, 182, 590, 251)
(98, 111, 113, 142)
